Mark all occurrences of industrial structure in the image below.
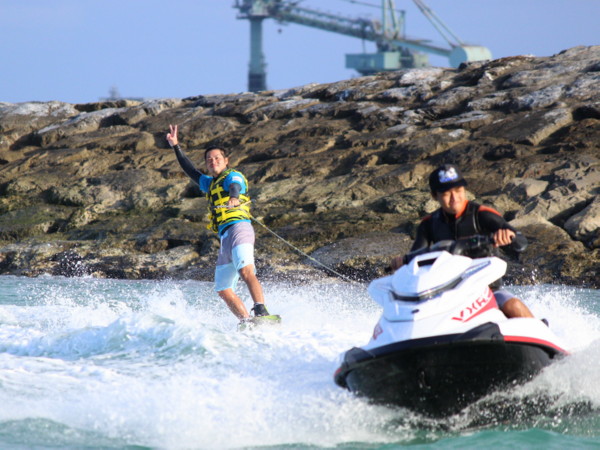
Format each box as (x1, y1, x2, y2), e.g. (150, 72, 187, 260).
(234, 0, 492, 92)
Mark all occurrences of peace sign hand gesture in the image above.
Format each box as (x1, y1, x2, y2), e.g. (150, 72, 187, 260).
(166, 124, 179, 147)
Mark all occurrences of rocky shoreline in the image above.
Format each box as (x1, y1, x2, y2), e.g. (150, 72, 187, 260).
(0, 46, 598, 287)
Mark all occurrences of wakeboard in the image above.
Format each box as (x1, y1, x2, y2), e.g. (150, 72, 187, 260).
(238, 314, 282, 331)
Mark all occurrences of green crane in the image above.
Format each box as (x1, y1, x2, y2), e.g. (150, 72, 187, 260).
(234, 0, 492, 92)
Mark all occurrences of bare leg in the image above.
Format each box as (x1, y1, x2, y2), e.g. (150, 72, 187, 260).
(238, 264, 265, 306)
(501, 297, 534, 318)
(217, 288, 250, 319)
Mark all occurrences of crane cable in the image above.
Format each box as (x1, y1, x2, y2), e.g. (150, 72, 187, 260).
(337, 0, 465, 47)
(411, 0, 464, 47)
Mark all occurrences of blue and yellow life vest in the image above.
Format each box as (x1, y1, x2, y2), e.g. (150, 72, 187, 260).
(206, 168, 251, 233)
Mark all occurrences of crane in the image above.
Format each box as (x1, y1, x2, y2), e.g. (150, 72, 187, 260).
(234, 0, 492, 92)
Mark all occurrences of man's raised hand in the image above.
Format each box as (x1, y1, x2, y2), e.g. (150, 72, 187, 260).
(166, 124, 178, 147)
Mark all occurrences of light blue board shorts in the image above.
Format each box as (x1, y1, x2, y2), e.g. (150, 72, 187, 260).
(494, 289, 515, 308)
(214, 222, 256, 292)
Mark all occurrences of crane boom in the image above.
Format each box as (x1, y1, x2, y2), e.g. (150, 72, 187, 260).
(272, 4, 452, 55)
(234, 0, 492, 91)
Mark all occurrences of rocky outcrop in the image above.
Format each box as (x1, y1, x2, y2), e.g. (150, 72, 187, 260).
(0, 46, 599, 287)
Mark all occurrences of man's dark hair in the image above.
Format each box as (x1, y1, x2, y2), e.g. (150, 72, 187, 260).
(204, 146, 228, 160)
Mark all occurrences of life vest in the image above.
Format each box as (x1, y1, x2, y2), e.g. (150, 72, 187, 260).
(426, 201, 497, 259)
(206, 168, 251, 233)
(426, 201, 506, 287)
(428, 201, 482, 242)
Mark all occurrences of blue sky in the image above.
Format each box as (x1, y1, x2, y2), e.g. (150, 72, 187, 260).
(1, 0, 598, 104)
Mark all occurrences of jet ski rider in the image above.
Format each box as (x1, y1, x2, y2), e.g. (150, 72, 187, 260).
(390, 164, 534, 319)
(166, 124, 272, 323)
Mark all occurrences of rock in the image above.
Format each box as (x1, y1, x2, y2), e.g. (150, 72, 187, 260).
(504, 178, 549, 202)
(515, 160, 600, 225)
(244, 98, 320, 121)
(309, 232, 413, 281)
(0, 101, 79, 150)
(397, 67, 445, 85)
(431, 110, 495, 129)
(0, 46, 599, 287)
(564, 196, 600, 247)
(34, 107, 129, 146)
(478, 108, 573, 145)
(508, 215, 592, 286)
(508, 84, 566, 111)
(425, 86, 478, 115)
(0, 205, 71, 240)
(376, 85, 432, 103)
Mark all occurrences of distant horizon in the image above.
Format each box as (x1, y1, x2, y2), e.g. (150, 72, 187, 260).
(1, 0, 598, 104)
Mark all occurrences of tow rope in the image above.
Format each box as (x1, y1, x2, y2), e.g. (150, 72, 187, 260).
(217, 201, 359, 284)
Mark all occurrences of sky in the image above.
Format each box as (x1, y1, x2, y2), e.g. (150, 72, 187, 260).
(1, 0, 599, 104)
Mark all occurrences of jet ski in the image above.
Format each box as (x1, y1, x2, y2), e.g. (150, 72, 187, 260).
(333, 235, 569, 417)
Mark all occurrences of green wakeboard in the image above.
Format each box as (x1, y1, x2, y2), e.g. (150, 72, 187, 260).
(238, 314, 282, 331)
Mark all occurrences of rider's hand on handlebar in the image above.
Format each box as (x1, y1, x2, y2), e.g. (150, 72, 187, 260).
(493, 229, 515, 247)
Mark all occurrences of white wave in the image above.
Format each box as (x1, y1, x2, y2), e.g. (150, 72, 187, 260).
(0, 276, 598, 447)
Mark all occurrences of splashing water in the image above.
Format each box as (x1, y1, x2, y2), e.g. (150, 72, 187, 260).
(0, 275, 598, 448)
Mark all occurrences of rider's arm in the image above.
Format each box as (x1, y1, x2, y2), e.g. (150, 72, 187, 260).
(478, 207, 514, 233)
(228, 182, 241, 199)
(409, 220, 431, 253)
(223, 172, 247, 199)
(478, 207, 527, 249)
(223, 172, 248, 208)
(391, 220, 431, 270)
(171, 144, 204, 185)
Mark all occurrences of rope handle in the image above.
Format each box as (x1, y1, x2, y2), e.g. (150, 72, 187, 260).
(212, 200, 253, 210)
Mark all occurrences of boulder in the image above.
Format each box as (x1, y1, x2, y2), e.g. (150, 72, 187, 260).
(564, 196, 600, 247)
(0, 45, 598, 287)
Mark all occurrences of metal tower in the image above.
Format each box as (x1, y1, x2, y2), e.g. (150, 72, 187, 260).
(234, 0, 492, 92)
(236, 0, 269, 92)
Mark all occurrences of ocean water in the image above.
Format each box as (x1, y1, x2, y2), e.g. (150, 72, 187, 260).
(0, 274, 598, 449)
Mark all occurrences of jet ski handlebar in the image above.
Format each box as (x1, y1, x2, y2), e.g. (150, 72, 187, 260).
(404, 233, 528, 264)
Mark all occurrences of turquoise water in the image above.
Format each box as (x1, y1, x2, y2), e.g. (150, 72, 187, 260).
(0, 275, 598, 449)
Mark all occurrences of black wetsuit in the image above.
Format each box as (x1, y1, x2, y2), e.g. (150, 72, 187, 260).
(408, 201, 524, 304)
(410, 201, 517, 255)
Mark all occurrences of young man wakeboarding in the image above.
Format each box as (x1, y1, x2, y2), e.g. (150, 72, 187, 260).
(390, 164, 534, 319)
(166, 124, 274, 325)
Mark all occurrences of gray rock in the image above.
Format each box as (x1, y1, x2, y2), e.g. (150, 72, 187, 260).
(480, 108, 572, 145)
(504, 178, 549, 202)
(309, 232, 413, 280)
(564, 196, 600, 246)
(0, 46, 599, 287)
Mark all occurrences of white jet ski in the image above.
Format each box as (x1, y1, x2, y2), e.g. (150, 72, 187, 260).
(334, 235, 569, 417)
